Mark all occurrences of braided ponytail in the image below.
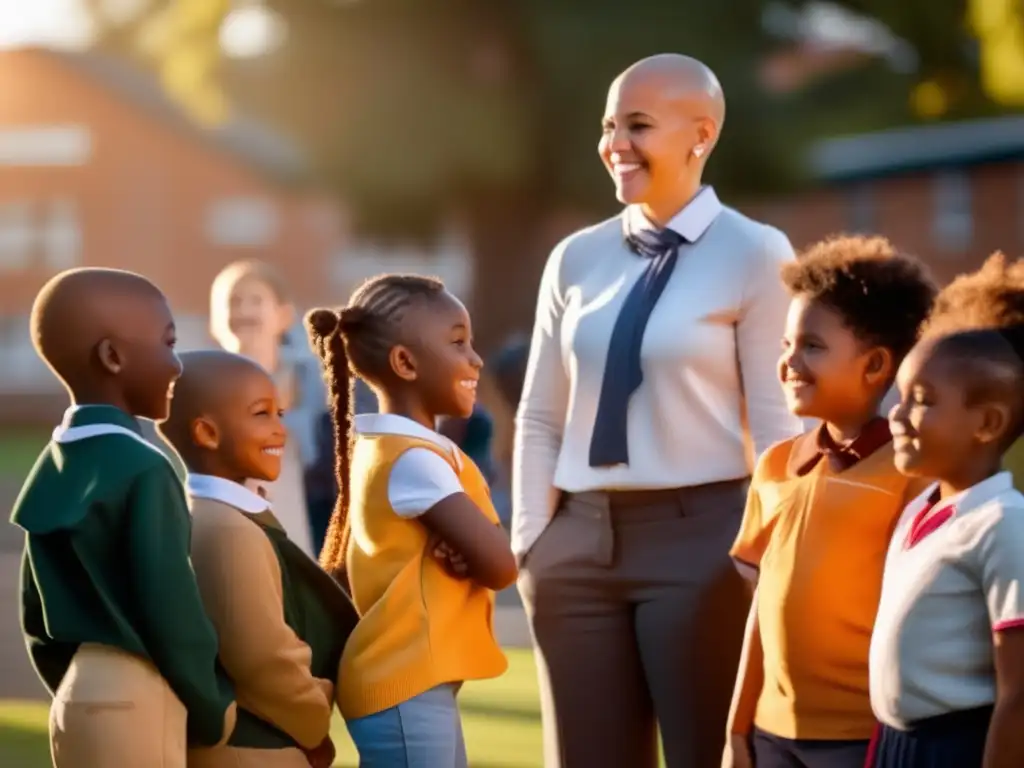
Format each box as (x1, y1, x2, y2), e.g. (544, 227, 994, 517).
(305, 308, 354, 583)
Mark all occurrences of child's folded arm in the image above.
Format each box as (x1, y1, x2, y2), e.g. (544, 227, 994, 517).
(191, 516, 333, 751)
(125, 465, 235, 746)
(420, 494, 517, 590)
(389, 446, 517, 590)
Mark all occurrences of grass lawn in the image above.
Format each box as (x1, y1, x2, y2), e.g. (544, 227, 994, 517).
(0, 649, 544, 768)
(0, 429, 547, 766)
(0, 428, 47, 479)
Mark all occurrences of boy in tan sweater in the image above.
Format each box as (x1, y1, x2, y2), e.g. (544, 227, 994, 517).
(160, 350, 358, 768)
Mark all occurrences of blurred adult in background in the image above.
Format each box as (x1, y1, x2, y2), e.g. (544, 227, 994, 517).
(482, 334, 531, 527)
(353, 376, 381, 415)
(513, 54, 802, 768)
(438, 407, 496, 482)
(493, 333, 531, 409)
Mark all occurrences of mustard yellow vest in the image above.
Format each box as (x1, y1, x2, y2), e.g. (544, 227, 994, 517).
(336, 432, 507, 719)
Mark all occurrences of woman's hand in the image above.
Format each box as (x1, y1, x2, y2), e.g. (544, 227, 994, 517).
(721, 733, 753, 768)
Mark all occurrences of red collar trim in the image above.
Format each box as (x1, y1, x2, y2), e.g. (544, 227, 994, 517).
(904, 487, 956, 549)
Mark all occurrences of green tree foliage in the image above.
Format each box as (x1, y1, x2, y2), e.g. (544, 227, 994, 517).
(90, 0, 1020, 231)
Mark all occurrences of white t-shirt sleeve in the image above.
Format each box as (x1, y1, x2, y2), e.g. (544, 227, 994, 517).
(978, 504, 1024, 632)
(387, 448, 464, 518)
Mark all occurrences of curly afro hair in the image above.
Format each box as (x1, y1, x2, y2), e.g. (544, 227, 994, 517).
(781, 235, 937, 362)
(922, 252, 1024, 337)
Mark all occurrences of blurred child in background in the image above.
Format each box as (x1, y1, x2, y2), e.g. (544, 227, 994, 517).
(210, 260, 324, 556)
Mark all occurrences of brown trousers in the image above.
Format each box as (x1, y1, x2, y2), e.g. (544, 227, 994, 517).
(187, 746, 310, 768)
(50, 643, 188, 768)
(518, 480, 751, 768)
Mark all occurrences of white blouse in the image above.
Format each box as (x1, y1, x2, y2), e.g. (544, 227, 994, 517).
(512, 189, 803, 558)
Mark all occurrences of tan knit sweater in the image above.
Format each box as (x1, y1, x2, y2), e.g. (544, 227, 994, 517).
(187, 497, 334, 754)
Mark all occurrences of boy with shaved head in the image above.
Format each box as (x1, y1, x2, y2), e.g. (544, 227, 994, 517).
(159, 350, 358, 768)
(10, 268, 236, 768)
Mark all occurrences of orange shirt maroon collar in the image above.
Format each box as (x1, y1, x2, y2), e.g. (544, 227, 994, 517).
(788, 416, 892, 477)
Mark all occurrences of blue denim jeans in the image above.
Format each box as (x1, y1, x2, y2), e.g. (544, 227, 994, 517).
(345, 684, 467, 767)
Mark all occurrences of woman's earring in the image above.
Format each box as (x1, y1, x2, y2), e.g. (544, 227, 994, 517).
(692, 145, 705, 158)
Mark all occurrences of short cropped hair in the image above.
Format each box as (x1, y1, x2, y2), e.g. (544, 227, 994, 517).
(781, 235, 937, 362)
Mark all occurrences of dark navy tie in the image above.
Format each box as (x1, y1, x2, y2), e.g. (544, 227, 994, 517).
(588, 225, 686, 468)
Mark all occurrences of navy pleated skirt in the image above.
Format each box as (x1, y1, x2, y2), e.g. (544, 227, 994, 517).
(866, 706, 992, 768)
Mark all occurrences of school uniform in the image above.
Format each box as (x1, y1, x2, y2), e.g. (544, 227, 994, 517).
(186, 474, 359, 768)
(9, 405, 235, 768)
(341, 413, 507, 767)
(731, 418, 931, 768)
(868, 472, 1024, 768)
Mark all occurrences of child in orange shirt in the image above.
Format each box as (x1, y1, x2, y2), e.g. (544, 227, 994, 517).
(305, 274, 517, 767)
(722, 236, 936, 768)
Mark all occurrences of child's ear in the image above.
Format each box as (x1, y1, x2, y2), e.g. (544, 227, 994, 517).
(975, 402, 1011, 446)
(864, 347, 894, 387)
(191, 416, 220, 450)
(389, 345, 418, 382)
(96, 338, 123, 375)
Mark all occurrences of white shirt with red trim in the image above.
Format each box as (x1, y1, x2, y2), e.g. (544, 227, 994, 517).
(869, 471, 1024, 729)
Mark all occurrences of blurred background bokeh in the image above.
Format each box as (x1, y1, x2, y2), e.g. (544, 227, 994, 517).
(0, 1, 1022, 764)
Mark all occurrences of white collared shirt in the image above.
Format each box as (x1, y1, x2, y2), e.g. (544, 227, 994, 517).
(512, 186, 802, 557)
(622, 185, 723, 241)
(53, 405, 170, 459)
(355, 413, 464, 518)
(870, 472, 1024, 728)
(187, 473, 270, 515)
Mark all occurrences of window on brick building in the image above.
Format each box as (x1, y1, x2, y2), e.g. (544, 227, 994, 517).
(0, 198, 82, 272)
(932, 169, 973, 251)
(0, 201, 34, 271)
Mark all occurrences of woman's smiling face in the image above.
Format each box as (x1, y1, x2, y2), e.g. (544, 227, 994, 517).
(598, 70, 713, 214)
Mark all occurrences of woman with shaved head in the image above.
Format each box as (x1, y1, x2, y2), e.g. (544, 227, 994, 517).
(513, 54, 802, 768)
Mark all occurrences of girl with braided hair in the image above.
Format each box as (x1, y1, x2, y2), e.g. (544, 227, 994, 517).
(305, 274, 516, 767)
